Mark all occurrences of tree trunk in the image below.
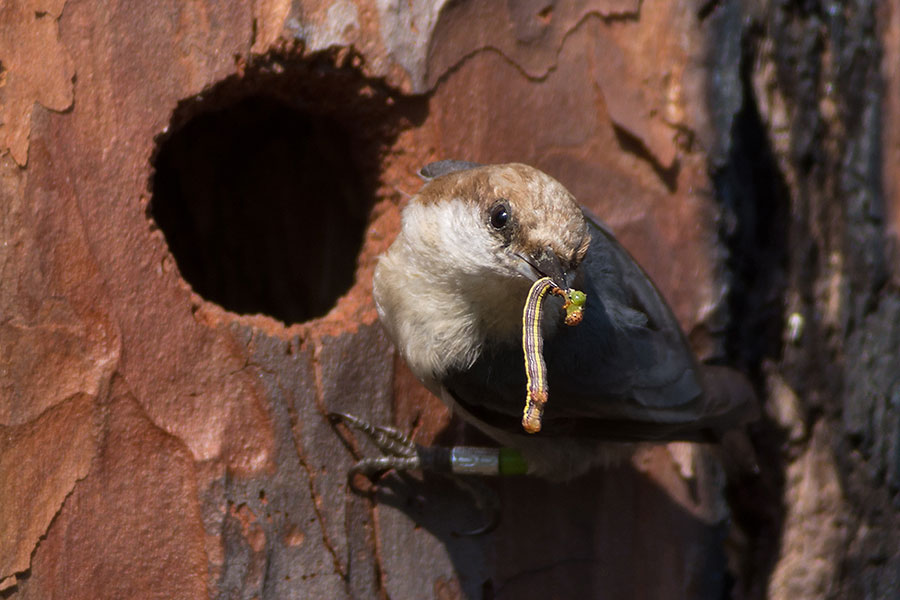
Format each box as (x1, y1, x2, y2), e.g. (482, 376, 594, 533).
(1, 0, 896, 598)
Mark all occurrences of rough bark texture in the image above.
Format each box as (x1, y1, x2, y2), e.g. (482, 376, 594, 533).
(0, 0, 896, 598)
(742, 1, 900, 598)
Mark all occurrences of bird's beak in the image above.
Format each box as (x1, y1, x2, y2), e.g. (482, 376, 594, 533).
(530, 246, 571, 290)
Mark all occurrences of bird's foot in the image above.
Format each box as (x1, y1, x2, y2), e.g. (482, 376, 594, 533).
(328, 411, 508, 535)
(328, 412, 421, 478)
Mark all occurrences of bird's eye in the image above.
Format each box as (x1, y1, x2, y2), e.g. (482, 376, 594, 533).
(489, 202, 510, 229)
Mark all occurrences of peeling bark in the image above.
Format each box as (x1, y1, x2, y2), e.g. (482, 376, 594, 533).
(2, 0, 897, 598)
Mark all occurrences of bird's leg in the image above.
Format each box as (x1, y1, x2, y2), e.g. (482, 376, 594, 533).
(328, 412, 521, 535)
(329, 412, 529, 476)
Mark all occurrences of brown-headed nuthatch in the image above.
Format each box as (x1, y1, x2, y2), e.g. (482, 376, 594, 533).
(336, 161, 756, 482)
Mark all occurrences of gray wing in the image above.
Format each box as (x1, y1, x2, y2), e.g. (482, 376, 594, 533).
(443, 215, 753, 442)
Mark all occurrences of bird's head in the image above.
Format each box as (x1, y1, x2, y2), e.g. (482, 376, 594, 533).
(373, 162, 591, 365)
(407, 162, 591, 292)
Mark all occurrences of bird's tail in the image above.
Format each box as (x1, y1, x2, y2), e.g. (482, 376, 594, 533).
(699, 364, 761, 475)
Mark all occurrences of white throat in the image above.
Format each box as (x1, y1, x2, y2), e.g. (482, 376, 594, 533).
(373, 199, 529, 380)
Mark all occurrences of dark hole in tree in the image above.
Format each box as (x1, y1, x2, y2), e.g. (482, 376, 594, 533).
(149, 52, 422, 324)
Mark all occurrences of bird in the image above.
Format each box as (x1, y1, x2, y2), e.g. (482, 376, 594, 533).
(338, 160, 757, 482)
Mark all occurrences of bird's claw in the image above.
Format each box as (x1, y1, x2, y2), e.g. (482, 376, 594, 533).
(328, 412, 421, 479)
(450, 477, 501, 537)
(328, 412, 501, 536)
